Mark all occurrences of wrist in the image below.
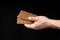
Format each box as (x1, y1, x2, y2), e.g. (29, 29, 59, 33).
(48, 19, 60, 29)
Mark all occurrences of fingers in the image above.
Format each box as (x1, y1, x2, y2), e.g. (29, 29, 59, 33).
(24, 22, 37, 29)
(24, 16, 38, 29)
(28, 17, 38, 21)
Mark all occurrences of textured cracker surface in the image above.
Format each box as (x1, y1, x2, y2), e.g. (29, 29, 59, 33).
(17, 10, 37, 24)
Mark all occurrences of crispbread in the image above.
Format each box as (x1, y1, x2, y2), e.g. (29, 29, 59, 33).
(17, 18, 33, 24)
(17, 10, 37, 24)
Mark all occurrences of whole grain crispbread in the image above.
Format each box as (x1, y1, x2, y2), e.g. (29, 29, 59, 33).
(17, 10, 37, 24)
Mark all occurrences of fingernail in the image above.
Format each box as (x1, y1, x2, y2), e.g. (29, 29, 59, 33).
(24, 24, 27, 25)
(28, 17, 31, 19)
(24, 24, 29, 26)
(24, 24, 29, 25)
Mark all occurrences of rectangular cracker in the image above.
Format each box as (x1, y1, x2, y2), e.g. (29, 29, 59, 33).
(17, 10, 37, 24)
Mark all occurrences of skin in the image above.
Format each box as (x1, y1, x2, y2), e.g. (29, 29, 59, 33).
(24, 16, 60, 30)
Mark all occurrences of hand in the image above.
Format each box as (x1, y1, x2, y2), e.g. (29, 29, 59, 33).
(24, 16, 53, 30)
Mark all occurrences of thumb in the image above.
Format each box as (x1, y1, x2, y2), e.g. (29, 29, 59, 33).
(28, 17, 38, 21)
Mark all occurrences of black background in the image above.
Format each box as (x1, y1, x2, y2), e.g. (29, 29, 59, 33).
(1, 1, 60, 40)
